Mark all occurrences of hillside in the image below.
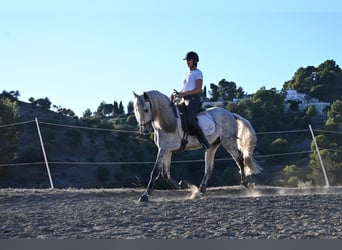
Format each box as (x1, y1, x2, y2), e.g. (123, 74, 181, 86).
(1, 101, 157, 188)
(1, 95, 340, 189)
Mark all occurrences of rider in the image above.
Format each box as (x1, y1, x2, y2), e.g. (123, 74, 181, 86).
(175, 51, 211, 150)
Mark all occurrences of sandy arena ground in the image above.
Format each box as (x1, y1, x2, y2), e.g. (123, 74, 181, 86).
(0, 186, 341, 239)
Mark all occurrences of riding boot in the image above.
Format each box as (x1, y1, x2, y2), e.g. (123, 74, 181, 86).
(192, 123, 210, 150)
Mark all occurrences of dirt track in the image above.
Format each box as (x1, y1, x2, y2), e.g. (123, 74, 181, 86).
(0, 186, 341, 239)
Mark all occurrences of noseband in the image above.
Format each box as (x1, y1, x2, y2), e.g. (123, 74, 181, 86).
(139, 120, 152, 128)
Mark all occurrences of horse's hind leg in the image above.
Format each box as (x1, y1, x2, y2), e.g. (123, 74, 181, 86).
(237, 152, 249, 187)
(199, 143, 220, 193)
(222, 144, 249, 188)
(231, 150, 249, 188)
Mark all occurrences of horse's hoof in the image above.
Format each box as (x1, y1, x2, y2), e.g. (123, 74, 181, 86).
(179, 180, 189, 189)
(199, 185, 206, 194)
(241, 181, 250, 189)
(138, 194, 149, 202)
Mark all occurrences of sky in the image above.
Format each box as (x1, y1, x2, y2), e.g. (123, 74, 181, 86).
(1, 0, 342, 117)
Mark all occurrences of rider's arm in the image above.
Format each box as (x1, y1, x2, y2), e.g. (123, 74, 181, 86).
(178, 79, 203, 98)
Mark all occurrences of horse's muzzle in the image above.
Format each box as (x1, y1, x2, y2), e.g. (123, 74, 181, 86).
(139, 122, 153, 135)
(140, 127, 151, 135)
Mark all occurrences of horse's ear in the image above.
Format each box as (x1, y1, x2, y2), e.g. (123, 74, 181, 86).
(143, 92, 149, 101)
(133, 91, 139, 98)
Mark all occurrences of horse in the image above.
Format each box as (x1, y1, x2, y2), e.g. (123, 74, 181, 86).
(133, 90, 262, 202)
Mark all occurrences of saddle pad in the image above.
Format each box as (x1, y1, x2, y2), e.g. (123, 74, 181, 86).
(197, 113, 215, 136)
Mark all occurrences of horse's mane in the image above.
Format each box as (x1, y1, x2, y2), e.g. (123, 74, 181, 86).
(144, 90, 177, 133)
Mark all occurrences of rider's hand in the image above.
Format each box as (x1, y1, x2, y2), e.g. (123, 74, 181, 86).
(171, 89, 181, 101)
(176, 92, 184, 98)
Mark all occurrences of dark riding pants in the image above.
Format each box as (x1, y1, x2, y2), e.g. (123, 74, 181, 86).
(183, 95, 209, 146)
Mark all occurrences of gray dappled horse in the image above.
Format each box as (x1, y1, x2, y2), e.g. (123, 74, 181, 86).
(133, 90, 262, 202)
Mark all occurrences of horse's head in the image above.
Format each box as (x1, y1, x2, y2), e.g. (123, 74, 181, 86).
(133, 91, 153, 134)
(133, 90, 177, 134)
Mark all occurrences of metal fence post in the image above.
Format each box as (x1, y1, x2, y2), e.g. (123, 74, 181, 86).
(35, 117, 54, 189)
(309, 124, 329, 187)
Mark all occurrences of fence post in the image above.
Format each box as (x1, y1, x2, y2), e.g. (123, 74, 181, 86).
(308, 124, 329, 187)
(35, 117, 54, 189)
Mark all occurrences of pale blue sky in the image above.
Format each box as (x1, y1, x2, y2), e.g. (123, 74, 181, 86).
(1, 0, 342, 116)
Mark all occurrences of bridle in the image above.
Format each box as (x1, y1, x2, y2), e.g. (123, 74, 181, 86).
(139, 120, 152, 128)
(138, 96, 153, 133)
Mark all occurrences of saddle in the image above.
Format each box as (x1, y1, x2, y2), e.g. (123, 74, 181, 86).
(171, 102, 215, 151)
(177, 103, 205, 135)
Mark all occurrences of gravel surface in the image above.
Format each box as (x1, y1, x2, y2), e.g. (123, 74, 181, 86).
(1, 186, 341, 239)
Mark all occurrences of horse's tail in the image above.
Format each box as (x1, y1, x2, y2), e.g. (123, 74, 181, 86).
(234, 114, 262, 176)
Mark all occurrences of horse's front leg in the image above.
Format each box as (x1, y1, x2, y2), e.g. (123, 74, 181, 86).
(160, 151, 180, 189)
(138, 149, 178, 202)
(138, 160, 161, 202)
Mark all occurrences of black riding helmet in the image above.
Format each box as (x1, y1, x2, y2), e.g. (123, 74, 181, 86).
(183, 51, 199, 63)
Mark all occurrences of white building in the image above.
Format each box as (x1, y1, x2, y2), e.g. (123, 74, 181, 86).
(204, 89, 330, 115)
(284, 89, 307, 103)
(284, 89, 330, 114)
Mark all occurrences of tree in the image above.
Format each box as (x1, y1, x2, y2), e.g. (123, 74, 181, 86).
(251, 88, 285, 131)
(235, 99, 254, 120)
(217, 79, 237, 101)
(53, 105, 76, 117)
(29, 97, 52, 111)
(236, 86, 245, 98)
(316, 60, 342, 101)
(58, 108, 76, 117)
(127, 101, 134, 115)
(126, 114, 137, 126)
(118, 101, 124, 116)
(283, 59, 342, 102)
(283, 66, 316, 94)
(281, 164, 301, 187)
(325, 99, 342, 131)
(103, 104, 114, 117)
(0, 97, 20, 165)
(308, 134, 342, 186)
(268, 138, 289, 163)
(324, 100, 342, 157)
(269, 138, 289, 154)
(209, 83, 219, 101)
(97, 101, 113, 117)
(305, 105, 317, 117)
(203, 85, 207, 100)
(113, 101, 119, 117)
(309, 149, 341, 186)
(97, 102, 105, 117)
(83, 108, 93, 118)
(209, 79, 245, 101)
(0, 90, 20, 102)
